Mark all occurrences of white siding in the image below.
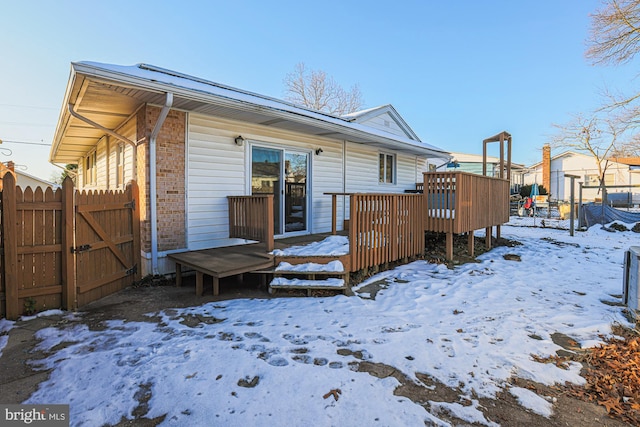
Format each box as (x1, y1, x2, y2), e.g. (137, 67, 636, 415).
(186, 114, 344, 249)
(524, 153, 632, 201)
(345, 142, 420, 193)
(96, 136, 108, 188)
(357, 113, 407, 138)
(106, 117, 137, 189)
(344, 142, 425, 218)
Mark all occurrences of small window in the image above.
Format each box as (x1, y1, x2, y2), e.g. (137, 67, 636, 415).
(84, 150, 97, 185)
(379, 153, 395, 184)
(116, 143, 125, 187)
(585, 173, 614, 187)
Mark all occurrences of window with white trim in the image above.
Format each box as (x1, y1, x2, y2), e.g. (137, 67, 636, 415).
(379, 153, 395, 184)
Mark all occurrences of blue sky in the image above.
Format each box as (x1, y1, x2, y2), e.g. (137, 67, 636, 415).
(1, 0, 637, 180)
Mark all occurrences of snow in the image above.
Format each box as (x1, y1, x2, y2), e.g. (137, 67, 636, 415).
(271, 235, 349, 256)
(510, 387, 554, 417)
(276, 260, 344, 272)
(428, 209, 455, 219)
(19, 223, 637, 426)
(0, 318, 14, 358)
(270, 277, 346, 288)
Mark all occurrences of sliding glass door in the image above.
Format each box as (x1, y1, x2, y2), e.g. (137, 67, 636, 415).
(251, 146, 309, 235)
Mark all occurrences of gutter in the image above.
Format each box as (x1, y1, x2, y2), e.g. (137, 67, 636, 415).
(150, 92, 174, 275)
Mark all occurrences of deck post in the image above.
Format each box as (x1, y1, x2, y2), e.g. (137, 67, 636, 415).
(331, 194, 337, 235)
(213, 276, 220, 296)
(196, 271, 204, 296)
(485, 226, 492, 250)
(468, 230, 474, 257)
(496, 224, 501, 240)
(446, 232, 453, 261)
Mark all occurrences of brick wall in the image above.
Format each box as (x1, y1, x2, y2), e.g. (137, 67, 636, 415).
(137, 105, 186, 253)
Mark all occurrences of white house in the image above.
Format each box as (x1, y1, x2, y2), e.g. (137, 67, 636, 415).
(0, 161, 57, 190)
(48, 62, 450, 275)
(524, 148, 638, 202)
(436, 151, 526, 193)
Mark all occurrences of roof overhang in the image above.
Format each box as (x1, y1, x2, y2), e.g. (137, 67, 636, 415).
(50, 62, 450, 164)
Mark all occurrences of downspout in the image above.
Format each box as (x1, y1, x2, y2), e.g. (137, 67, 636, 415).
(149, 93, 174, 275)
(68, 103, 140, 177)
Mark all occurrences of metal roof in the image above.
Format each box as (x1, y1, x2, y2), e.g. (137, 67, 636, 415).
(50, 62, 450, 164)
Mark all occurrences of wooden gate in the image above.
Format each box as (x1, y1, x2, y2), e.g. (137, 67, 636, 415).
(73, 183, 141, 307)
(1, 173, 140, 319)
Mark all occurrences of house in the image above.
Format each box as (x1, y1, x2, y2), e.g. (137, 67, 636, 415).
(436, 151, 526, 194)
(0, 161, 57, 190)
(524, 145, 638, 202)
(49, 62, 451, 276)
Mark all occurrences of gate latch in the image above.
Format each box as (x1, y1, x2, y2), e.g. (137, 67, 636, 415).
(70, 244, 91, 253)
(126, 264, 138, 276)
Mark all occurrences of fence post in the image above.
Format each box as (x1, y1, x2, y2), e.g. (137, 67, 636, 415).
(128, 180, 141, 281)
(61, 176, 76, 311)
(2, 173, 19, 319)
(569, 176, 576, 237)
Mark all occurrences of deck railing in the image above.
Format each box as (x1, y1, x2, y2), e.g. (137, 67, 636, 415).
(228, 195, 274, 251)
(349, 193, 424, 271)
(423, 172, 510, 234)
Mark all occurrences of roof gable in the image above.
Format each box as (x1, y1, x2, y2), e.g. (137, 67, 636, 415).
(343, 105, 420, 141)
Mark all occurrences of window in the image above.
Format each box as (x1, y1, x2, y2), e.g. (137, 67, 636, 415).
(585, 173, 614, 186)
(84, 150, 97, 185)
(379, 153, 395, 184)
(116, 143, 125, 187)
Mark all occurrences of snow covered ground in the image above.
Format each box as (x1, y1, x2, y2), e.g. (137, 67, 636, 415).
(5, 224, 636, 426)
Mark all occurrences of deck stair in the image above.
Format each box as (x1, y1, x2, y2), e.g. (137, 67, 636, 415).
(266, 257, 350, 296)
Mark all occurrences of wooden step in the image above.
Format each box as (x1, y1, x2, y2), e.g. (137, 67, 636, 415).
(269, 277, 347, 296)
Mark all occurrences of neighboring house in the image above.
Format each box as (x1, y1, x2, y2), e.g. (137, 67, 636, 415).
(524, 146, 638, 202)
(436, 151, 526, 194)
(0, 161, 57, 189)
(49, 62, 450, 276)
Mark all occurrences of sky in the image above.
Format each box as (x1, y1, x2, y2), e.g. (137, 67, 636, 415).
(3, 222, 634, 425)
(2, 1, 639, 181)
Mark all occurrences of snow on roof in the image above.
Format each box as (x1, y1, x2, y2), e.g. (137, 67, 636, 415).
(75, 62, 448, 157)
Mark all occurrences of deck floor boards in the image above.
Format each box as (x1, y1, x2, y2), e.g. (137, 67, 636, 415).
(168, 233, 345, 296)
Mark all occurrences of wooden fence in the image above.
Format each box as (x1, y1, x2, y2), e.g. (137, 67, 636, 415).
(1, 173, 140, 320)
(349, 193, 424, 271)
(228, 195, 274, 251)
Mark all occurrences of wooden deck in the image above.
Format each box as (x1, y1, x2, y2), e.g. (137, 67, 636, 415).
(169, 244, 274, 295)
(168, 233, 340, 296)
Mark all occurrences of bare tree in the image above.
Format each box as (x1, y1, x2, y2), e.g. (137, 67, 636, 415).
(587, 0, 640, 66)
(612, 137, 640, 156)
(284, 63, 363, 115)
(587, 0, 640, 110)
(550, 113, 625, 189)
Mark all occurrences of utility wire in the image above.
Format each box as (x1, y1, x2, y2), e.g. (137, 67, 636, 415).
(0, 139, 51, 146)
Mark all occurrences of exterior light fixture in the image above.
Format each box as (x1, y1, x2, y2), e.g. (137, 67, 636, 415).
(234, 135, 245, 146)
(315, 148, 323, 155)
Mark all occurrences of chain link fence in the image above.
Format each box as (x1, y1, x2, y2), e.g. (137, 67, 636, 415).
(507, 201, 572, 230)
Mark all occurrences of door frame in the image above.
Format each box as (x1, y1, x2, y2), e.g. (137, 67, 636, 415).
(248, 141, 312, 237)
